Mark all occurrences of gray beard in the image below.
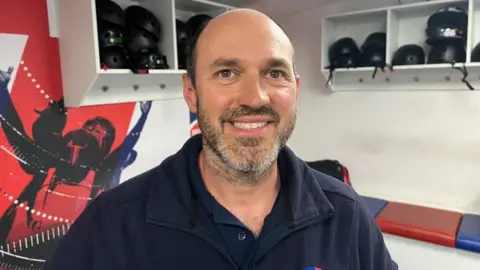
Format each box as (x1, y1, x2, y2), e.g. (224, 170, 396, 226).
(197, 104, 296, 186)
(202, 137, 280, 186)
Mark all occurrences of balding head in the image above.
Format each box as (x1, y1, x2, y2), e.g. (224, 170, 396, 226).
(200, 8, 292, 46)
(182, 8, 300, 185)
(185, 8, 295, 87)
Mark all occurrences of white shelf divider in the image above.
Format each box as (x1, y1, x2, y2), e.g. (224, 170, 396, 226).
(56, 0, 233, 108)
(470, 0, 480, 62)
(192, 0, 236, 10)
(175, 0, 229, 21)
(386, 9, 397, 65)
(322, 0, 478, 92)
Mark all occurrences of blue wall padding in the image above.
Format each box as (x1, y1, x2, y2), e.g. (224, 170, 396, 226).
(456, 214, 480, 253)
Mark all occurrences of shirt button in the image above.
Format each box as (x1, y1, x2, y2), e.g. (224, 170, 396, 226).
(237, 231, 247, 241)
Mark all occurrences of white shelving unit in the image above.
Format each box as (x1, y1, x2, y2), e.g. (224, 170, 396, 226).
(321, 0, 480, 91)
(56, 0, 235, 108)
(470, 0, 480, 62)
(175, 0, 232, 21)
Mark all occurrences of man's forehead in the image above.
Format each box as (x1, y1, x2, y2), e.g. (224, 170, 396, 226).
(198, 32, 293, 66)
(196, 9, 293, 58)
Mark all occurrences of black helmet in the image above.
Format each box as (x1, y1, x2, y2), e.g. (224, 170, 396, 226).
(176, 20, 188, 49)
(427, 43, 466, 64)
(426, 6, 468, 46)
(359, 32, 386, 67)
(125, 5, 162, 41)
(471, 43, 480, 62)
(131, 48, 169, 70)
(124, 28, 158, 56)
(178, 52, 187, 70)
(100, 46, 129, 69)
(361, 32, 386, 52)
(97, 20, 124, 49)
(186, 14, 212, 38)
(328, 37, 361, 68)
(359, 47, 386, 67)
(96, 0, 125, 27)
(176, 20, 188, 69)
(392, 44, 425, 65)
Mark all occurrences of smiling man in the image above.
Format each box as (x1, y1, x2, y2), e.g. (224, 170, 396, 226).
(44, 8, 398, 270)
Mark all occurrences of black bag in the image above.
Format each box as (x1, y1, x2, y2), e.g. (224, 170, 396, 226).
(306, 159, 351, 185)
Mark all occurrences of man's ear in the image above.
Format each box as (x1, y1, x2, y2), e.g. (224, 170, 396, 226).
(295, 74, 300, 100)
(183, 73, 198, 113)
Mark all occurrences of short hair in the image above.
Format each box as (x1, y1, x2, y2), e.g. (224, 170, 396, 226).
(185, 17, 296, 88)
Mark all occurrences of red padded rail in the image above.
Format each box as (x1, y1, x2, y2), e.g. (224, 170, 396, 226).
(376, 202, 462, 247)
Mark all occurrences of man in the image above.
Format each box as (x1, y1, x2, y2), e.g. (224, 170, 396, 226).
(44, 8, 397, 270)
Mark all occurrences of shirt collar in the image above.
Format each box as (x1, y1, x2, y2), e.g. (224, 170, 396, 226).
(145, 134, 335, 228)
(188, 145, 288, 227)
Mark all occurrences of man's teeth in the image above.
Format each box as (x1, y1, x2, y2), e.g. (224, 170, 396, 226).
(233, 122, 267, 129)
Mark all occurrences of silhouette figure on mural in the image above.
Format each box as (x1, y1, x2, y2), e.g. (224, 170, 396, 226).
(0, 67, 151, 247)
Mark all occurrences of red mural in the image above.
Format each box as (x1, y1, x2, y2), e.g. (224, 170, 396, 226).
(0, 1, 141, 269)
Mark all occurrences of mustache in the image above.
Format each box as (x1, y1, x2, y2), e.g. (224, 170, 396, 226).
(220, 105, 280, 123)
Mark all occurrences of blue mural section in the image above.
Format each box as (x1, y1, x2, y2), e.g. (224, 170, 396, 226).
(190, 111, 200, 136)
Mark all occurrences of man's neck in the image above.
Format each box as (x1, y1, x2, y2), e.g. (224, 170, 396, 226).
(198, 150, 280, 236)
(198, 150, 280, 206)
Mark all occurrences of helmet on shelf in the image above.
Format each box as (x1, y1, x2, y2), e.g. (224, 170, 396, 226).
(427, 43, 466, 64)
(125, 5, 162, 41)
(426, 6, 468, 46)
(471, 43, 480, 62)
(124, 27, 158, 56)
(100, 46, 129, 69)
(96, 0, 125, 27)
(361, 32, 386, 52)
(176, 19, 189, 69)
(130, 48, 169, 70)
(97, 20, 124, 49)
(176, 19, 188, 47)
(186, 14, 213, 38)
(391, 44, 425, 66)
(359, 32, 386, 68)
(328, 37, 361, 69)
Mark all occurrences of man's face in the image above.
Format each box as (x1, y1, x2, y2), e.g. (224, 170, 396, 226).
(184, 17, 300, 178)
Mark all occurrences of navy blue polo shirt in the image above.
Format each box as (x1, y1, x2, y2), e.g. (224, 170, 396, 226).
(188, 147, 288, 268)
(44, 134, 399, 270)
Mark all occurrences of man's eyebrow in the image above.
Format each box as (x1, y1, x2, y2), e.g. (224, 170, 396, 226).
(208, 57, 292, 71)
(263, 58, 291, 69)
(209, 58, 243, 69)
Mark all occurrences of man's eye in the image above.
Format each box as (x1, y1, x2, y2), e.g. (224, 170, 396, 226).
(267, 70, 285, 79)
(217, 70, 234, 78)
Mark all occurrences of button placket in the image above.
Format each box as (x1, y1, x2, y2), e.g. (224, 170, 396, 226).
(237, 231, 247, 240)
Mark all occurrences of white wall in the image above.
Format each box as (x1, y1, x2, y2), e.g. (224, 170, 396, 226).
(242, 0, 480, 268)
(119, 98, 191, 183)
(384, 234, 480, 269)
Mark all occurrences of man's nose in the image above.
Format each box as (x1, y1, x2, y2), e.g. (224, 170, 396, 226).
(237, 74, 271, 108)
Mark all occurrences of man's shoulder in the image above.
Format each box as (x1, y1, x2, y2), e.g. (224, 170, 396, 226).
(300, 160, 368, 216)
(93, 166, 158, 211)
(304, 163, 357, 201)
(301, 160, 397, 268)
(90, 137, 199, 218)
(91, 144, 191, 214)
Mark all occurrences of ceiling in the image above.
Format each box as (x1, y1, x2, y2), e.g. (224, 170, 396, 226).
(206, 0, 260, 6)
(214, 0, 337, 17)
(216, 0, 431, 18)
